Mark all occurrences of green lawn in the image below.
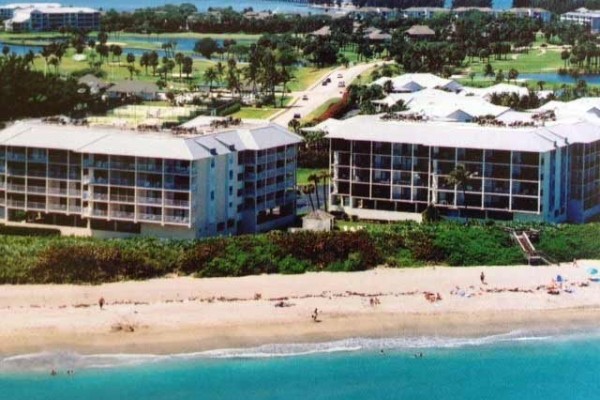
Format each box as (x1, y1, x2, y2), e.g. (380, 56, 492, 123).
(232, 107, 280, 119)
(465, 48, 564, 75)
(289, 66, 335, 92)
(302, 97, 341, 122)
(297, 168, 327, 185)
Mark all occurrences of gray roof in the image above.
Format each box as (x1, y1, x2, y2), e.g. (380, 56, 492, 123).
(406, 25, 435, 36)
(107, 80, 159, 95)
(0, 121, 302, 160)
(322, 116, 600, 153)
(78, 74, 111, 90)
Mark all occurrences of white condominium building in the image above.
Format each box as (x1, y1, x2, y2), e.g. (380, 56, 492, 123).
(0, 121, 301, 238)
(561, 8, 600, 33)
(1, 3, 100, 32)
(323, 116, 600, 223)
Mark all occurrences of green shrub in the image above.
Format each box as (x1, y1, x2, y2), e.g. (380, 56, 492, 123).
(278, 255, 311, 274)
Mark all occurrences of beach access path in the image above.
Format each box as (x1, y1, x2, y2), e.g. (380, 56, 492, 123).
(1, 263, 599, 356)
(271, 60, 388, 125)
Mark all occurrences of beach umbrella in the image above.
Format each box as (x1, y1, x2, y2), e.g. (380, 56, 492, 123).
(586, 267, 598, 275)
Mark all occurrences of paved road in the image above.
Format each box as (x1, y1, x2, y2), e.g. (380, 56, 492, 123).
(271, 61, 387, 126)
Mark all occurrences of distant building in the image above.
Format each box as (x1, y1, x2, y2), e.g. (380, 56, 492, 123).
(403, 7, 449, 20)
(507, 7, 551, 23)
(2, 3, 100, 32)
(405, 25, 436, 40)
(310, 25, 332, 37)
(0, 120, 301, 238)
(77, 74, 111, 95)
(561, 8, 600, 33)
(302, 210, 335, 232)
(371, 73, 463, 93)
(106, 81, 160, 102)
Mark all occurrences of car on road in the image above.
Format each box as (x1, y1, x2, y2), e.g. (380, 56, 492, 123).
(321, 80, 328, 86)
(302, 95, 308, 100)
(293, 113, 301, 119)
(338, 81, 345, 88)
(337, 73, 343, 78)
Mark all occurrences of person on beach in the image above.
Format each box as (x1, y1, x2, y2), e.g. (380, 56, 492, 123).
(573, 259, 579, 268)
(480, 272, 486, 285)
(98, 297, 105, 310)
(312, 308, 319, 322)
(50, 369, 57, 376)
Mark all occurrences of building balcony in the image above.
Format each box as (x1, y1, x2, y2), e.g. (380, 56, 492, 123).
(109, 179, 135, 187)
(164, 215, 190, 225)
(111, 194, 135, 203)
(90, 209, 108, 217)
(164, 166, 191, 175)
(7, 199, 24, 208)
(138, 213, 162, 222)
(6, 169, 26, 177)
(110, 210, 135, 220)
(27, 185, 46, 194)
(138, 164, 163, 173)
(109, 162, 136, 171)
(48, 188, 68, 196)
(6, 184, 26, 193)
(68, 189, 81, 197)
(164, 199, 190, 208)
(137, 180, 163, 189)
(92, 193, 109, 201)
(68, 205, 81, 213)
(48, 203, 68, 212)
(6, 154, 26, 161)
(26, 201, 46, 211)
(138, 196, 162, 205)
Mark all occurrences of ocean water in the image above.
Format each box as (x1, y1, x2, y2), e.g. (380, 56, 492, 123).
(1, 330, 600, 400)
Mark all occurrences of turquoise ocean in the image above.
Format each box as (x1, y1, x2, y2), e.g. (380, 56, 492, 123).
(2, 330, 600, 400)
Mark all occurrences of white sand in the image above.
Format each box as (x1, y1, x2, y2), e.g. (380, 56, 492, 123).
(1, 262, 599, 355)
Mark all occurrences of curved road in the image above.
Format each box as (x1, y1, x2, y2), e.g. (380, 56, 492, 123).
(271, 61, 388, 126)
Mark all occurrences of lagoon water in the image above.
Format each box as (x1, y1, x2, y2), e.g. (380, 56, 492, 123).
(1, 330, 600, 400)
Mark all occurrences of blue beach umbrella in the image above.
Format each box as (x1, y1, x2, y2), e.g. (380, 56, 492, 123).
(587, 268, 598, 276)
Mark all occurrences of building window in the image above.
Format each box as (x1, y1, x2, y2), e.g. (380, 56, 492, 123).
(210, 159, 215, 168)
(229, 186, 233, 196)
(210, 191, 214, 200)
(229, 170, 233, 180)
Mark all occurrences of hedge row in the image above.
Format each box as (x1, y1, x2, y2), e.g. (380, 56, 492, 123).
(0, 222, 598, 284)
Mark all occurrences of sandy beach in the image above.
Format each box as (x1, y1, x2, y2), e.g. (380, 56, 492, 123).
(1, 262, 600, 356)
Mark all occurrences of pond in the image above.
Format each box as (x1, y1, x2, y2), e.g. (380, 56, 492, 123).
(519, 73, 600, 85)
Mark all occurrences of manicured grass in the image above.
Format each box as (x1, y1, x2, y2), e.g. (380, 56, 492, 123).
(289, 66, 336, 92)
(465, 48, 564, 75)
(297, 168, 327, 185)
(302, 97, 341, 122)
(232, 107, 280, 119)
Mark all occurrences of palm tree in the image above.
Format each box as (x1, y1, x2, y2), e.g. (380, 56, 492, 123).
(300, 184, 316, 212)
(175, 52, 184, 80)
(537, 80, 545, 91)
(318, 170, 332, 212)
(446, 164, 476, 222)
(203, 66, 218, 92)
(307, 173, 321, 209)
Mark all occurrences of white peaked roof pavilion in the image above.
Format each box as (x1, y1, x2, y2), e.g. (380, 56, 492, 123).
(372, 73, 463, 93)
(373, 88, 510, 121)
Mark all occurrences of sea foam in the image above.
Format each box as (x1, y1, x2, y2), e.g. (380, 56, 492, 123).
(1, 329, 598, 373)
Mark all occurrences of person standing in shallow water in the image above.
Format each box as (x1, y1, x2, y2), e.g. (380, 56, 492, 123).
(99, 297, 105, 310)
(480, 272, 486, 285)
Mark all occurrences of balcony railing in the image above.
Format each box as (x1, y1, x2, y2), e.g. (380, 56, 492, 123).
(68, 189, 81, 197)
(6, 169, 26, 176)
(48, 188, 68, 196)
(27, 185, 46, 194)
(164, 215, 190, 224)
(164, 199, 190, 207)
(138, 163, 162, 173)
(26, 201, 46, 210)
(92, 193, 109, 201)
(164, 166, 190, 175)
(68, 205, 81, 213)
(6, 184, 25, 192)
(48, 204, 68, 212)
(91, 209, 108, 217)
(7, 199, 24, 208)
(138, 196, 162, 205)
(164, 183, 190, 191)
(110, 162, 136, 171)
(111, 210, 135, 219)
(138, 213, 162, 222)
(111, 194, 135, 203)
(137, 180, 162, 189)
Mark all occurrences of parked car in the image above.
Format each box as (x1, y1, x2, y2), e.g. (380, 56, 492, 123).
(321, 80, 328, 86)
(326, 77, 332, 83)
(302, 95, 308, 100)
(338, 81, 345, 88)
(337, 73, 343, 78)
(293, 113, 301, 119)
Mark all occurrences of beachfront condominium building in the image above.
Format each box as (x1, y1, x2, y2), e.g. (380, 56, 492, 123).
(2, 3, 100, 32)
(0, 120, 301, 238)
(561, 8, 600, 33)
(322, 116, 600, 223)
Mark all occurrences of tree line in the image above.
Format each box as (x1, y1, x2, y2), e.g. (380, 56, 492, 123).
(512, 0, 600, 13)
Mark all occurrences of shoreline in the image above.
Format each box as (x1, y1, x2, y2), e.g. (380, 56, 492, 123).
(2, 263, 600, 357)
